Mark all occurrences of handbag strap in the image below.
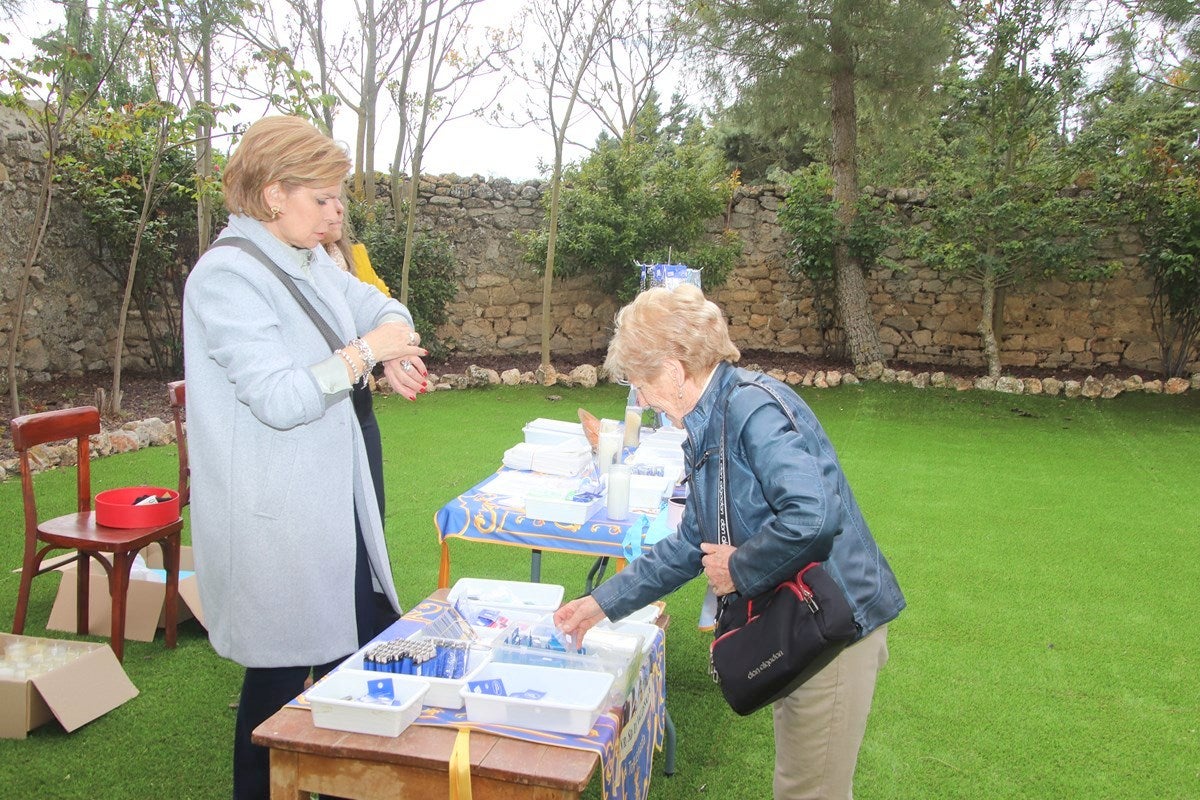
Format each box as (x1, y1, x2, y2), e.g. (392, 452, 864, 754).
(716, 377, 803, 548)
(214, 236, 344, 353)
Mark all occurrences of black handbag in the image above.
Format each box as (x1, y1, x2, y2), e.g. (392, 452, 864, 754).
(707, 380, 861, 716)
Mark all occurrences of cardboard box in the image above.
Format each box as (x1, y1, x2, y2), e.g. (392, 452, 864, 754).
(45, 546, 205, 641)
(0, 632, 138, 739)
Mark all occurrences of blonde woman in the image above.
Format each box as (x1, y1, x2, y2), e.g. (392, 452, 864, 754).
(183, 115, 428, 799)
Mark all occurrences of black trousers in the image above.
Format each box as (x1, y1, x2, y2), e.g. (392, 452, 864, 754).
(232, 386, 396, 800)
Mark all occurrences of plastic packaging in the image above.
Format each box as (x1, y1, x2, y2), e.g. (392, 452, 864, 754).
(606, 464, 631, 520)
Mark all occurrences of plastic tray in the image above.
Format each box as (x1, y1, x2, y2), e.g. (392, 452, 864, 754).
(447, 578, 564, 615)
(460, 662, 615, 736)
(304, 669, 428, 737)
(94, 487, 180, 528)
(342, 641, 493, 709)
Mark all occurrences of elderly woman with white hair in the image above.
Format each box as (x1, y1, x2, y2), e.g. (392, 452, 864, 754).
(555, 284, 905, 800)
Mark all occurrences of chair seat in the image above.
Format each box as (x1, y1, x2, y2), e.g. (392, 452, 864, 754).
(38, 513, 184, 552)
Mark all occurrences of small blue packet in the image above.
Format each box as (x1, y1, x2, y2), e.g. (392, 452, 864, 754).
(367, 678, 395, 701)
(467, 678, 507, 695)
(510, 689, 547, 700)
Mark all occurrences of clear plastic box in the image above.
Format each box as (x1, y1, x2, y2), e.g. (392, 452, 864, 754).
(460, 662, 615, 736)
(492, 623, 645, 706)
(304, 669, 428, 737)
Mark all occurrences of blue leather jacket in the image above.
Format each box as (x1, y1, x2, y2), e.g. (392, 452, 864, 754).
(591, 362, 905, 641)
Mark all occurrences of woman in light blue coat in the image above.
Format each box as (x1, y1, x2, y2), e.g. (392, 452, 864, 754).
(183, 116, 429, 800)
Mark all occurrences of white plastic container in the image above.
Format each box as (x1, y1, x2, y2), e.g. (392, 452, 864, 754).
(447, 578, 564, 615)
(341, 643, 493, 710)
(523, 418, 586, 445)
(305, 669, 428, 737)
(524, 491, 605, 525)
(628, 474, 673, 511)
(460, 662, 615, 736)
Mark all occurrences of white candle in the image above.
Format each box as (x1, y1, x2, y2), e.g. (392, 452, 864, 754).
(623, 406, 643, 448)
(597, 431, 621, 476)
(607, 465, 631, 520)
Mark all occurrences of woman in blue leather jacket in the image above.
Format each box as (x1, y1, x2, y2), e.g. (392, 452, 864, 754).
(555, 284, 905, 800)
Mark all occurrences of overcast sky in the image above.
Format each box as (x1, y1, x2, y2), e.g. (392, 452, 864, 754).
(1, 1, 641, 182)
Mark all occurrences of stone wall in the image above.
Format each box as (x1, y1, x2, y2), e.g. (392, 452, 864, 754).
(418, 177, 1184, 374)
(0, 106, 166, 388)
(410, 174, 620, 357)
(3, 103, 1195, 384)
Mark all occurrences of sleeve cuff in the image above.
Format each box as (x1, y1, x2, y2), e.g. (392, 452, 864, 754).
(381, 310, 413, 327)
(311, 354, 353, 395)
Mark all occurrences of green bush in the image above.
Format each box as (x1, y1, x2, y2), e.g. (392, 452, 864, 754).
(350, 201, 458, 361)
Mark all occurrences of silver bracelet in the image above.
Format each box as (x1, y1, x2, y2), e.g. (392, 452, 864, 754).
(337, 348, 363, 384)
(350, 338, 377, 374)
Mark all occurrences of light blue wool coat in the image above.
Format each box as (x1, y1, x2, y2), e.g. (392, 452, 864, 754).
(183, 215, 409, 668)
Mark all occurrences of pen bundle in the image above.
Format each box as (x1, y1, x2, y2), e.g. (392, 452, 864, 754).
(362, 638, 470, 679)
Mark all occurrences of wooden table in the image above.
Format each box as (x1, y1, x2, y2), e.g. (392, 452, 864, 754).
(253, 592, 672, 799)
(253, 708, 599, 799)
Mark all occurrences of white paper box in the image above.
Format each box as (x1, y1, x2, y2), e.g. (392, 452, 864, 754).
(305, 669, 428, 737)
(460, 662, 615, 736)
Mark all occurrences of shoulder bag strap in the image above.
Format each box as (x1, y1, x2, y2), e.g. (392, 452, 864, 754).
(214, 236, 344, 353)
(717, 378, 803, 546)
(715, 378, 806, 616)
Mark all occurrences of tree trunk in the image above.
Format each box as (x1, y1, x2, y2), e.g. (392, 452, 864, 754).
(109, 126, 167, 414)
(196, 4, 214, 252)
(979, 268, 1001, 379)
(542, 158, 563, 367)
(6, 143, 56, 417)
(828, 13, 884, 370)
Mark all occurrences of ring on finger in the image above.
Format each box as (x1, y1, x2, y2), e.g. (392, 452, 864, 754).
(401, 359, 413, 372)
(408, 331, 419, 346)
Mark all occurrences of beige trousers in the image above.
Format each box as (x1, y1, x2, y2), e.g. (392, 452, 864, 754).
(771, 624, 890, 800)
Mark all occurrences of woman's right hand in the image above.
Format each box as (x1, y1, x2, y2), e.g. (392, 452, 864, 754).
(554, 595, 608, 650)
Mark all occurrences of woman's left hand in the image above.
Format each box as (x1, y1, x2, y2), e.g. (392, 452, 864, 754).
(700, 542, 737, 596)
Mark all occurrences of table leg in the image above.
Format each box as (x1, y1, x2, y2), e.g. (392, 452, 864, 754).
(439, 541, 451, 589)
(662, 709, 677, 776)
(269, 749, 303, 799)
(530, 549, 542, 582)
(585, 557, 609, 594)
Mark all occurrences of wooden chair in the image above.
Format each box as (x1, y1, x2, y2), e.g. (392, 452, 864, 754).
(167, 380, 188, 507)
(11, 406, 182, 662)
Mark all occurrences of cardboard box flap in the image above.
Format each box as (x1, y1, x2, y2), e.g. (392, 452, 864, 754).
(45, 546, 204, 641)
(29, 646, 138, 733)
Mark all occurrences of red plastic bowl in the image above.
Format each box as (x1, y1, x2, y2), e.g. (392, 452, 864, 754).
(95, 486, 181, 529)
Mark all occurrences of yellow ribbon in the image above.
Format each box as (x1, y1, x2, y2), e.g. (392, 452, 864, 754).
(449, 727, 473, 800)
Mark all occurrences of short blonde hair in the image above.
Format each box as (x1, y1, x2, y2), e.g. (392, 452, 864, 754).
(222, 116, 351, 220)
(604, 284, 740, 385)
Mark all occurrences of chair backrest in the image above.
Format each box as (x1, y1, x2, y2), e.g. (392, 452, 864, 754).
(167, 380, 189, 507)
(10, 406, 102, 527)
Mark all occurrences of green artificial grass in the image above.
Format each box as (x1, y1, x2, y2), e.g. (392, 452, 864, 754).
(0, 381, 1197, 799)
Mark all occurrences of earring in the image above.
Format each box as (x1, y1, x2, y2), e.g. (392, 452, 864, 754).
(270, 206, 281, 219)
(677, 385, 683, 399)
